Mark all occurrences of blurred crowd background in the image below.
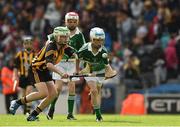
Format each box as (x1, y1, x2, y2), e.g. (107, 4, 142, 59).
(0, 0, 180, 112)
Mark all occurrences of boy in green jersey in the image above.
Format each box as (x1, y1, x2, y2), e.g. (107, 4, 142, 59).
(47, 12, 86, 120)
(78, 27, 117, 121)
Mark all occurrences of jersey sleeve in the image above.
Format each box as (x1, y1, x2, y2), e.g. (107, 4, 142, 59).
(64, 46, 76, 58)
(45, 43, 56, 64)
(77, 43, 88, 59)
(103, 55, 108, 65)
(79, 33, 86, 46)
(76, 33, 86, 51)
(77, 49, 84, 59)
(14, 52, 21, 69)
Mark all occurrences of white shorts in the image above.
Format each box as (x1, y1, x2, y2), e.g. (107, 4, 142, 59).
(52, 61, 79, 82)
(84, 69, 105, 86)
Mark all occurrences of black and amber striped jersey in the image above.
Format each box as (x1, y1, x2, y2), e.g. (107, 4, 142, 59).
(14, 50, 35, 77)
(31, 42, 75, 71)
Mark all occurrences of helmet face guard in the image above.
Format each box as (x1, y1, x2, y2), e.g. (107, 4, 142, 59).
(53, 26, 70, 45)
(22, 36, 33, 51)
(22, 36, 33, 44)
(56, 35, 69, 45)
(65, 12, 79, 31)
(90, 27, 105, 49)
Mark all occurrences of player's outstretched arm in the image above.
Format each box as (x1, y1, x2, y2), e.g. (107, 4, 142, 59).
(46, 62, 68, 78)
(74, 53, 80, 74)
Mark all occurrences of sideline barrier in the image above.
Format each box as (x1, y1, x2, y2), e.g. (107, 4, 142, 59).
(121, 93, 146, 115)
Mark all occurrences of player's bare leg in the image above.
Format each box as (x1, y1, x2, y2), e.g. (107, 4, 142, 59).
(47, 80, 63, 120)
(24, 85, 33, 114)
(27, 81, 57, 121)
(88, 81, 102, 121)
(97, 84, 102, 108)
(10, 82, 47, 115)
(20, 88, 26, 114)
(9, 81, 57, 119)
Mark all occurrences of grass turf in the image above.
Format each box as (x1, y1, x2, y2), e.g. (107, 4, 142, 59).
(0, 114, 180, 126)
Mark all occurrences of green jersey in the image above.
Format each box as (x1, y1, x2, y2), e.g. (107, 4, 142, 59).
(68, 28, 86, 51)
(78, 42, 108, 72)
(47, 27, 85, 60)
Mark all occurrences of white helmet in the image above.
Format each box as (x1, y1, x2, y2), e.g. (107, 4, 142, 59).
(22, 36, 33, 42)
(53, 26, 70, 44)
(65, 12, 79, 22)
(53, 26, 70, 36)
(90, 27, 105, 40)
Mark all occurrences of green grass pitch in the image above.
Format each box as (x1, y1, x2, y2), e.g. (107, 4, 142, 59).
(0, 114, 180, 126)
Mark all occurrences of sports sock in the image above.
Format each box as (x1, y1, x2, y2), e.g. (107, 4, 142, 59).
(31, 106, 42, 116)
(68, 94, 75, 115)
(93, 105, 101, 118)
(16, 97, 27, 105)
(50, 97, 58, 109)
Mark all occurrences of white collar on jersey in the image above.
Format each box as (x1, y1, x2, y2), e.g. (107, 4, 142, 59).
(88, 43, 102, 56)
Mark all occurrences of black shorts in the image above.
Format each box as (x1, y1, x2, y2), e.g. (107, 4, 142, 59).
(19, 75, 33, 89)
(29, 67, 52, 84)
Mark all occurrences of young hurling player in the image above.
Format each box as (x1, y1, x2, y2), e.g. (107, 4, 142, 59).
(13, 36, 35, 114)
(9, 27, 75, 121)
(47, 12, 85, 120)
(77, 27, 117, 122)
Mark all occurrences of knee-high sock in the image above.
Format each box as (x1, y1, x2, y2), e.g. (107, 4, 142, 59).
(50, 97, 58, 109)
(31, 106, 42, 117)
(68, 94, 75, 115)
(93, 105, 101, 118)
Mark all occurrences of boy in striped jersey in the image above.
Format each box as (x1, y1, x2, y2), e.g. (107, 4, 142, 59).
(13, 36, 35, 114)
(47, 12, 86, 120)
(9, 27, 75, 121)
